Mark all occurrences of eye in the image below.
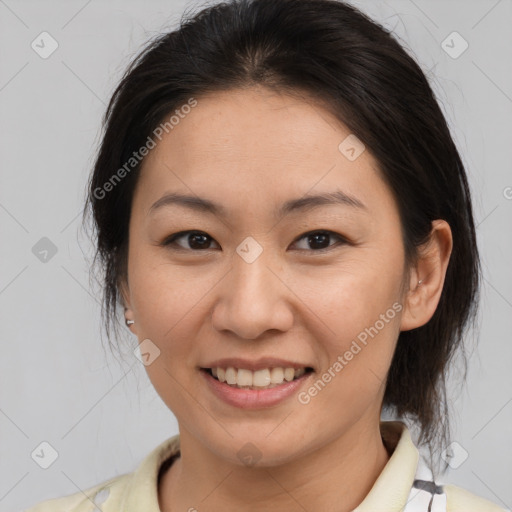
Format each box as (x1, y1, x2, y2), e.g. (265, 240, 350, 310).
(291, 230, 348, 252)
(161, 230, 347, 252)
(162, 230, 220, 251)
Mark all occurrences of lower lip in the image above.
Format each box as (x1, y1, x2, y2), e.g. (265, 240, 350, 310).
(200, 369, 313, 409)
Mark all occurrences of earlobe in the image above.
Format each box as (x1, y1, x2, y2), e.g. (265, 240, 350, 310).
(119, 279, 136, 331)
(400, 220, 453, 332)
(124, 306, 136, 331)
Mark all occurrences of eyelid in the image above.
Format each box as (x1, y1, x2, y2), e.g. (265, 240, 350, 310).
(161, 230, 220, 251)
(161, 229, 349, 252)
(291, 230, 349, 252)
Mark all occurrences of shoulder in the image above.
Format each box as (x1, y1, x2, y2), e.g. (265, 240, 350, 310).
(23, 472, 132, 512)
(23, 433, 181, 512)
(444, 483, 509, 512)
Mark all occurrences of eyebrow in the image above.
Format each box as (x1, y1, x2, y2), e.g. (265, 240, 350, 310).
(148, 189, 368, 219)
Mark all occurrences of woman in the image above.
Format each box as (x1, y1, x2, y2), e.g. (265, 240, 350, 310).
(25, 0, 507, 510)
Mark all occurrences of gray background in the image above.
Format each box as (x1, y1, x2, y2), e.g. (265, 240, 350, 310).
(0, 0, 511, 510)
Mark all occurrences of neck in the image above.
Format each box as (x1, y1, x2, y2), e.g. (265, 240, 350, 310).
(159, 420, 392, 512)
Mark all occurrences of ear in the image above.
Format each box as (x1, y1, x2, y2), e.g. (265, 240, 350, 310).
(119, 277, 137, 334)
(400, 219, 453, 331)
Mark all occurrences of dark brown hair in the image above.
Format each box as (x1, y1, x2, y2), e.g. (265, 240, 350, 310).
(82, 0, 481, 476)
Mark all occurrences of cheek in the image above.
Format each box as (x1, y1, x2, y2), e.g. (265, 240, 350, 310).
(319, 289, 401, 375)
(128, 251, 226, 377)
(308, 303, 400, 420)
(127, 255, 211, 417)
(299, 248, 403, 333)
(129, 250, 207, 333)
(302, 259, 402, 391)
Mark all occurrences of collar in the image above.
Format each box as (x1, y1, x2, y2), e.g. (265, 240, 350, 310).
(354, 420, 420, 511)
(121, 420, 419, 512)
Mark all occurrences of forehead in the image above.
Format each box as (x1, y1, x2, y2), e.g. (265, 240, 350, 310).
(134, 86, 393, 219)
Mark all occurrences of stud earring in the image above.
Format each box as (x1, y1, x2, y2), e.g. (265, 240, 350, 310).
(126, 319, 135, 326)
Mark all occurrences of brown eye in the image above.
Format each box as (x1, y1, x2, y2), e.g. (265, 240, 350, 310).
(162, 231, 220, 251)
(292, 230, 347, 251)
(161, 229, 348, 253)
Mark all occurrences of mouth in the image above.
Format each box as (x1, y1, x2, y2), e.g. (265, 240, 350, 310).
(200, 366, 315, 391)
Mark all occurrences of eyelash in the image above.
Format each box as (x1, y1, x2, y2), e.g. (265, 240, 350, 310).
(160, 230, 349, 253)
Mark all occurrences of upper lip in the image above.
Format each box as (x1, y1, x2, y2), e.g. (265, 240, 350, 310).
(201, 357, 314, 372)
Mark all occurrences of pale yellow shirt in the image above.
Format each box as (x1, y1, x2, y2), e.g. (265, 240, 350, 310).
(24, 421, 507, 512)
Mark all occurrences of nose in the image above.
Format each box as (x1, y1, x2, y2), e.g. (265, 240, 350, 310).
(211, 247, 294, 340)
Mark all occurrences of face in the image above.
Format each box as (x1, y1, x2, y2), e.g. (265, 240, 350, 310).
(122, 86, 410, 466)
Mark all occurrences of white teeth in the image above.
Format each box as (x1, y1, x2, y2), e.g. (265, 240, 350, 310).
(284, 368, 295, 382)
(225, 367, 237, 385)
(253, 369, 271, 387)
(237, 368, 253, 387)
(211, 366, 309, 389)
(270, 367, 284, 384)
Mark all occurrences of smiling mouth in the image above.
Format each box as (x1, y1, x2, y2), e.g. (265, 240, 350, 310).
(201, 366, 314, 390)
